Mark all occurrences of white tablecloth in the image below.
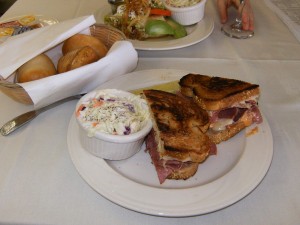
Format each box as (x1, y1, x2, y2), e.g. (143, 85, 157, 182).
(1, 0, 300, 225)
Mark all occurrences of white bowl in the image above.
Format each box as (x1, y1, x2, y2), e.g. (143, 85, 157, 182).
(163, 0, 207, 26)
(75, 89, 152, 160)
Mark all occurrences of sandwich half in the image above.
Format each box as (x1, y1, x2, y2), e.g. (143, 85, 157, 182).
(143, 89, 214, 184)
(179, 73, 263, 144)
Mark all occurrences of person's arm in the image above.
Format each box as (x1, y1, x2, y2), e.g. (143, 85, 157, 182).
(217, 0, 254, 31)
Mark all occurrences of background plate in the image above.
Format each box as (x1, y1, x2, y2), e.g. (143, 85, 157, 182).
(67, 69, 273, 217)
(94, 5, 214, 50)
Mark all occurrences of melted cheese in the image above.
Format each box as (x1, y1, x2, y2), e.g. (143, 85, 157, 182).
(210, 118, 234, 131)
(130, 81, 179, 95)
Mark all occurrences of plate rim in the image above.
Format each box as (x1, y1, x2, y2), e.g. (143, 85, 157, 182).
(130, 15, 214, 50)
(94, 5, 214, 51)
(67, 69, 273, 217)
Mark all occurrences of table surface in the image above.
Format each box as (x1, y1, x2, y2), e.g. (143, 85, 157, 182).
(1, 0, 300, 225)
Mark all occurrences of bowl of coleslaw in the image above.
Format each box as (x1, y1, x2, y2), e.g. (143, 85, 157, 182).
(75, 89, 152, 160)
(163, 0, 207, 26)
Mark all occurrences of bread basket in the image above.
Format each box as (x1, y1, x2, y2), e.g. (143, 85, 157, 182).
(0, 24, 126, 105)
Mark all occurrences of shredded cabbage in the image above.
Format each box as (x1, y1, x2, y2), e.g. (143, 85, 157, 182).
(77, 92, 149, 137)
(166, 0, 201, 7)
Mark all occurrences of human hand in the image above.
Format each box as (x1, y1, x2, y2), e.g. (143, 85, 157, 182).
(217, 0, 254, 31)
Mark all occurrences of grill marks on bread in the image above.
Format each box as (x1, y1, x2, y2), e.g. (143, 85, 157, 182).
(143, 90, 211, 163)
(179, 73, 260, 111)
(194, 76, 258, 99)
(151, 97, 208, 133)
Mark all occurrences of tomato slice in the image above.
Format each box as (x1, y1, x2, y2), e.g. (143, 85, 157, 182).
(150, 8, 172, 17)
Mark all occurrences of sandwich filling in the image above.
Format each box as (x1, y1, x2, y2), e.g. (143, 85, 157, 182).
(145, 129, 217, 184)
(178, 73, 263, 143)
(208, 98, 263, 132)
(208, 98, 262, 132)
(145, 129, 198, 184)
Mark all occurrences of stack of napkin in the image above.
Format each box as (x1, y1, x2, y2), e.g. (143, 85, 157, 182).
(0, 15, 138, 108)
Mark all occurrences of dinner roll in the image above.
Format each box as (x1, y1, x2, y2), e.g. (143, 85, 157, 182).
(57, 46, 100, 73)
(17, 53, 57, 83)
(62, 34, 108, 58)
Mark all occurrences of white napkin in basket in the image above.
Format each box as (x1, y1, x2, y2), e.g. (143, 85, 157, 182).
(0, 15, 96, 79)
(21, 40, 138, 108)
(0, 15, 138, 108)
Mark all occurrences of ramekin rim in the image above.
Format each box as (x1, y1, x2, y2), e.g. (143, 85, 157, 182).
(163, 0, 207, 11)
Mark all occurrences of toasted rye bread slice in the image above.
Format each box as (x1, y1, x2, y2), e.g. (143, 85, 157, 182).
(143, 89, 211, 163)
(167, 162, 199, 180)
(179, 73, 260, 111)
(145, 129, 202, 183)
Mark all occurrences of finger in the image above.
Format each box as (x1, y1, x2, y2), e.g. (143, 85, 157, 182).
(241, 0, 254, 31)
(247, 2, 255, 30)
(241, 12, 250, 30)
(217, 0, 228, 24)
(231, 0, 240, 9)
(248, 13, 254, 31)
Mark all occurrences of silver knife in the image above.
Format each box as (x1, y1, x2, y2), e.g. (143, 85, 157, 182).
(0, 93, 85, 136)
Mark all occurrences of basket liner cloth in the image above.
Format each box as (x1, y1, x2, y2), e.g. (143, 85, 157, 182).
(0, 15, 96, 78)
(22, 40, 137, 108)
(0, 15, 138, 108)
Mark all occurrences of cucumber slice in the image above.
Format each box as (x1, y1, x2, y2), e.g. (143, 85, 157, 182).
(166, 18, 187, 39)
(145, 20, 174, 37)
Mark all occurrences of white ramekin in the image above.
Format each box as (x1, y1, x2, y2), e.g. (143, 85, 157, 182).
(75, 89, 152, 160)
(163, 0, 207, 26)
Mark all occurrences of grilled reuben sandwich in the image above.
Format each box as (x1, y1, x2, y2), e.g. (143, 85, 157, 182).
(143, 89, 214, 184)
(179, 74, 263, 144)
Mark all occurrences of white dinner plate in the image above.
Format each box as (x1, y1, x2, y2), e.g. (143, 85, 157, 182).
(67, 69, 273, 217)
(94, 5, 214, 50)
